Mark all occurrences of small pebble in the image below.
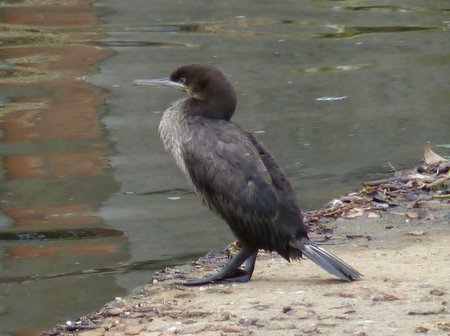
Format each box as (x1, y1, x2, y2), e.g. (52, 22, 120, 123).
(106, 307, 123, 316)
(125, 325, 144, 335)
(282, 306, 293, 313)
(302, 324, 320, 334)
(221, 312, 232, 321)
(371, 294, 383, 302)
(430, 288, 445, 296)
(239, 317, 259, 325)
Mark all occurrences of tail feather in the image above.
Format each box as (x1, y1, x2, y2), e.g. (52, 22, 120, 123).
(293, 238, 363, 281)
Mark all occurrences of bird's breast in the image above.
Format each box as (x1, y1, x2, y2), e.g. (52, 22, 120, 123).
(158, 100, 192, 181)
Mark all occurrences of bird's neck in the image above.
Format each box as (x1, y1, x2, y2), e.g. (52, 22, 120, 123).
(183, 95, 236, 121)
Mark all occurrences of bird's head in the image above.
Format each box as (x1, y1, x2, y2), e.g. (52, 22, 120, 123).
(134, 64, 237, 121)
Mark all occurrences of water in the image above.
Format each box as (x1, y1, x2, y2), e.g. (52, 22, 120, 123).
(0, 0, 449, 334)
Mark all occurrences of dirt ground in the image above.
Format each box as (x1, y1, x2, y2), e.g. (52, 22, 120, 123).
(44, 158, 450, 336)
(51, 217, 449, 336)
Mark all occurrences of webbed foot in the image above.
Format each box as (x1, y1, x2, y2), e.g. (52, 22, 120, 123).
(176, 246, 257, 286)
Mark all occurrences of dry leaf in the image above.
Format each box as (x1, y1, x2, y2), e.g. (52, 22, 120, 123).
(429, 288, 446, 296)
(405, 211, 419, 219)
(345, 209, 364, 219)
(377, 289, 407, 301)
(415, 320, 450, 333)
(346, 234, 365, 239)
(409, 173, 434, 182)
(406, 230, 426, 236)
(423, 144, 446, 165)
(408, 307, 445, 315)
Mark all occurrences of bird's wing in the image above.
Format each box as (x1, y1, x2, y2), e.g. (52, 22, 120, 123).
(245, 131, 295, 194)
(182, 120, 280, 249)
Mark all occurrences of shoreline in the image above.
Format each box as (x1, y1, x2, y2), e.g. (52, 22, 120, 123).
(42, 152, 450, 336)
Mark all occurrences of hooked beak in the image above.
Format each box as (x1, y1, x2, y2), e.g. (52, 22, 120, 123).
(132, 78, 186, 91)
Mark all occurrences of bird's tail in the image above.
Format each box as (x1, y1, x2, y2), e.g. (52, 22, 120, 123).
(291, 238, 363, 281)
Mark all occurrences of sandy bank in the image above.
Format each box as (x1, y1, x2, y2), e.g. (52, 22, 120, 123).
(43, 157, 450, 336)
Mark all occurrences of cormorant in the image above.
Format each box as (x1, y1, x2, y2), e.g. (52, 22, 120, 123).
(133, 64, 362, 285)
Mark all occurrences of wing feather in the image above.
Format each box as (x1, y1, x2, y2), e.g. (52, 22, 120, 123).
(181, 119, 280, 250)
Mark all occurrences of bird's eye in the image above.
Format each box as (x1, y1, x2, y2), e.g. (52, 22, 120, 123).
(178, 77, 186, 84)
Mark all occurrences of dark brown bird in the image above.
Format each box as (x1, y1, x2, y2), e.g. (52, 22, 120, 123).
(133, 64, 362, 285)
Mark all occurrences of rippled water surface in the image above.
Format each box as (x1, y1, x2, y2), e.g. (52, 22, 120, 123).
(0, 0, 449, 333)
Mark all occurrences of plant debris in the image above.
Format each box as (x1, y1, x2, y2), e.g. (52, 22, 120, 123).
(305, 145, 449, 232)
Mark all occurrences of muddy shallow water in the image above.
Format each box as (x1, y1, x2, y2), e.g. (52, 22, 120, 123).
(0, 0, 449, 334)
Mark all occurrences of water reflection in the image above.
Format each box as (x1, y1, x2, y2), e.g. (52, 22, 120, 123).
(316, 25, 437, 39)
(298, 63, 375, 73)
(108, 18, 442, 40)
(91, 40, 193, 48)
(342, 5, 450, 14)
(0, 227, 123, 241)
(0, 1, 124, 334)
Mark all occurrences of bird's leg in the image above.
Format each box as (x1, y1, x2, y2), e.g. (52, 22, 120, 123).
(242, 250, 257, 276)
(220, 248, 258, 283)
(177, 245, 258, 286)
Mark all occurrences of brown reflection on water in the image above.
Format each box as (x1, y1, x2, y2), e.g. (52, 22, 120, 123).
(0, 46, 112, 140)
(4, 204, 102, 227)
(0, 1, 124, 334)
(4, 151, 108, 178)
(0, 0, 98, 27)
(0, 77, 113, 223)
(0, 44, 108, 77)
